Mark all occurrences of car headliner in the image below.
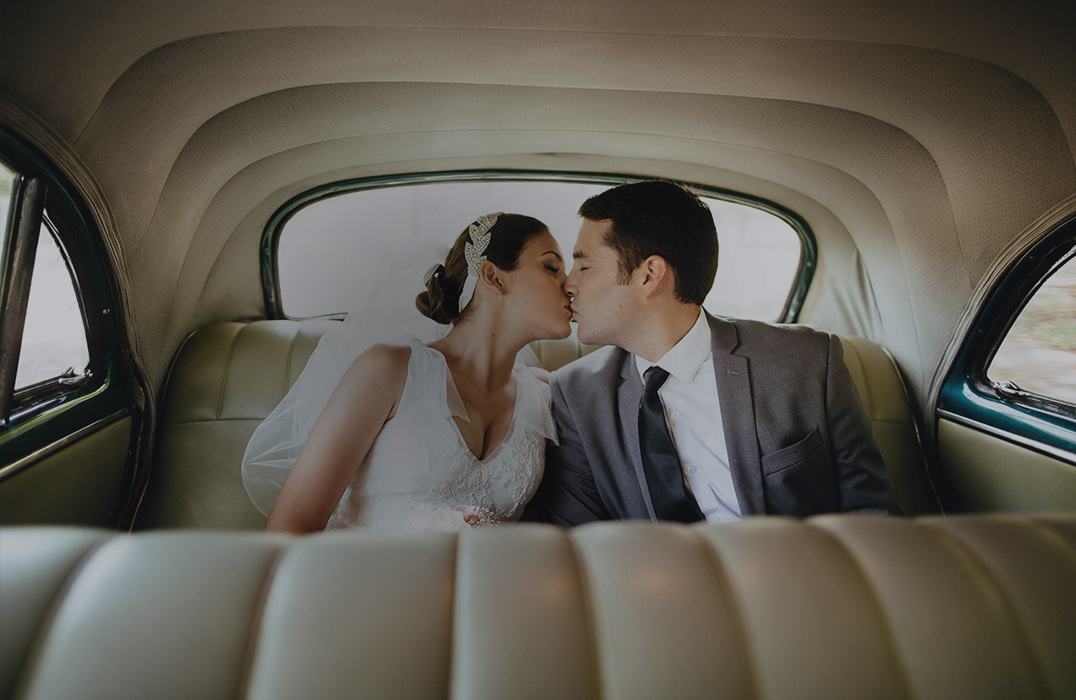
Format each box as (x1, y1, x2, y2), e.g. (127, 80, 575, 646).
(1, 0, 1074, 420)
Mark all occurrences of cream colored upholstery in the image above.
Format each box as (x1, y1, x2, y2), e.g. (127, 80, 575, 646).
(3, 515, 1075, 699)
(135, 320, 337, 529)
(135, 319, 934, 530)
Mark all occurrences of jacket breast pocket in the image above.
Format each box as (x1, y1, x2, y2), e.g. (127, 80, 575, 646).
(761, 427, 824, 476)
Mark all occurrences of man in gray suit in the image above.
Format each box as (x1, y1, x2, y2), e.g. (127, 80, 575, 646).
(524, 180, 901, 525)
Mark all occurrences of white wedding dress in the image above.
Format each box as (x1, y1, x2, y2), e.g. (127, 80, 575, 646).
(243, 339, 555, 532)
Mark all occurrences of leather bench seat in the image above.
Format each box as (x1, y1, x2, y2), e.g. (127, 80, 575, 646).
(134, 320, 935, 529)
(3, 515, 1074, 699)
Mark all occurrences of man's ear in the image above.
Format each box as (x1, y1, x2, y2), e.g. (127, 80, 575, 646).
(638, 255, 670, 297)
(479, 260, 507, 295)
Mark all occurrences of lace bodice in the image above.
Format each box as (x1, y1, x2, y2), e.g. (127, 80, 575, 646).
(326, 341, 555, 531)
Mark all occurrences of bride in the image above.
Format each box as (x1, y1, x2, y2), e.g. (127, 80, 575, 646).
(241, 213, 572, 533)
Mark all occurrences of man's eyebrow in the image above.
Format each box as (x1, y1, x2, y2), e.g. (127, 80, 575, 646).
(573, 251, 588, 260)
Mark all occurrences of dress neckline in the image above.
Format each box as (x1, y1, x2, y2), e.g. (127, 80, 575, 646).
(418, 342, 525, 463)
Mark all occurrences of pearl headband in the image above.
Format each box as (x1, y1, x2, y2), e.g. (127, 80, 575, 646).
(458, 213, 501, 313)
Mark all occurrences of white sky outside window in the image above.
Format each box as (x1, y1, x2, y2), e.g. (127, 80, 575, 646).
(16, 224, 90, 388)
(278, 181, 802, 321)
(0, 163, 13, 275)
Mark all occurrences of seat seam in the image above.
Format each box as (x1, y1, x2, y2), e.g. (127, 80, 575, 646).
(216, 324, 247, 420)
(9, 535, 116, 699)
(234, 541, 290, 700)
(810, 522, 914, 700)
(444, 534, 461, 700)
(919, 519, 1056, 699)
(565, 530, 608, 700)
(691, 526, 763, 700)
(284, 324, 301, 395)
(878, 345, 942, 513)
(162, 417, 266, 427)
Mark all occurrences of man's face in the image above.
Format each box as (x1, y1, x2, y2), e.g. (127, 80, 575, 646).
(565, 219, 636, 346)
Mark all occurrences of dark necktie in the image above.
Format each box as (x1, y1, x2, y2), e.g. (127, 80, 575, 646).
(638, 366, 704, 522)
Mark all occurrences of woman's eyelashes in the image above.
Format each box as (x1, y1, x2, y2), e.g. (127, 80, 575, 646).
(544, 263, 561, 274)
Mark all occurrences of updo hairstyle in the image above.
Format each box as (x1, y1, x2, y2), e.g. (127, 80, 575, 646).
(416, 213, 549, 324)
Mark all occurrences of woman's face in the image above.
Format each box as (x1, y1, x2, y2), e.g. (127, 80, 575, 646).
(504, 230, 572, 341)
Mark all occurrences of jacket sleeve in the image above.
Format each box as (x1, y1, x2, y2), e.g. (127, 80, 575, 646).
(825, 333, 905, 515)
(521, 373, 612, 526)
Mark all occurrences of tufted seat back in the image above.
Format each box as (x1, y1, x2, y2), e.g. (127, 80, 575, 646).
(134, 320, 934, 529)
(3, 515, 1075, 699)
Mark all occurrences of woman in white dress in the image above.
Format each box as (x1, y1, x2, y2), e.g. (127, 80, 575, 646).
(241, 213, 572, 533)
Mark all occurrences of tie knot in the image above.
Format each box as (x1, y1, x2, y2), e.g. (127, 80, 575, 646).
(643, 366, 670, 392)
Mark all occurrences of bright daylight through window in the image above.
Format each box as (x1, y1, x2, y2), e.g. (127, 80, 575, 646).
(278, 181, 803, 322)
(989, 256, 1076, 406)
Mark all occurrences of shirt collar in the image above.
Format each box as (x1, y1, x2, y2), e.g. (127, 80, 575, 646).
(635, 309, 711, 384)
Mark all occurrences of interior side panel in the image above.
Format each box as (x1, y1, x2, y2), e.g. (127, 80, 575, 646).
(0, 418, 132, 526)
(936, 419, 1076, 513)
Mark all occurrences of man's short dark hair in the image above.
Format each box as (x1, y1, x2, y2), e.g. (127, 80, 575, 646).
(578, 180, 718, 306)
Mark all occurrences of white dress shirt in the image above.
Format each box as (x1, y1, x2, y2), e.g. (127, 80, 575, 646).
(634, 310, 743, 523)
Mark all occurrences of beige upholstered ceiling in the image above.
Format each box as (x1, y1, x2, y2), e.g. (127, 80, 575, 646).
(2, 0, 1075, 416)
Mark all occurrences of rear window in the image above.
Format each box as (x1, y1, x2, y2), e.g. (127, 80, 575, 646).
(275, 179, 808, 322)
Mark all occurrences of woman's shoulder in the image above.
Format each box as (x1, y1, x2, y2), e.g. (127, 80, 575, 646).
(340, 343, 413, 391)
(356, 342, 413, 369)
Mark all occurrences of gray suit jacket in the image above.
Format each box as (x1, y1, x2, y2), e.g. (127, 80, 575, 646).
(523, 313, 903, 524)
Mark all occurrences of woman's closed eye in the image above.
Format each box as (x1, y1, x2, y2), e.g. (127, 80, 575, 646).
(544, 263, 561, 273)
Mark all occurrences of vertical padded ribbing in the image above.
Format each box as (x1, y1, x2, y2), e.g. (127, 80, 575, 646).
(696, 518, 908, 700)
(814, 515, 1047, 699)
(220, 320, 319, 419)
(0, 529, 109, 700)
(246, 531, 456, 700)
(160, 322, 245, 423)
(449, 525, 600, 700)
(920, 516, 1076, 699)
(837, 335, 935, 514)
(20, 532, 286, 700)
(572, 523, 757, 700)
(2, 518, 1076, 699)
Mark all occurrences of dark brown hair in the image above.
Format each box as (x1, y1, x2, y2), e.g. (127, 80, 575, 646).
(416, 213, 549, 323)
(578, 180, 718, 305)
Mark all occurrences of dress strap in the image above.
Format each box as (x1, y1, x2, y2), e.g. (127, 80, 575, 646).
(399, 342, 468, 422)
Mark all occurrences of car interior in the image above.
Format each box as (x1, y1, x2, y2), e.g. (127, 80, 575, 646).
(1, 1, 1074, 697)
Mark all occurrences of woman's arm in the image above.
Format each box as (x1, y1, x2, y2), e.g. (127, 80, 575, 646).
(264, 344, 411, 533)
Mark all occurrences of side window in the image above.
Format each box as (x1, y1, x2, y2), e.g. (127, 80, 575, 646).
(0, 164, 12, 270)
(0, 157, 93, 418)
(988, 257, 1076, 406)
(16, 218, 90, 389)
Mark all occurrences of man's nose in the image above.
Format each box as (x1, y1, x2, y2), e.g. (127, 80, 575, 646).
(563, 271, 577, 296)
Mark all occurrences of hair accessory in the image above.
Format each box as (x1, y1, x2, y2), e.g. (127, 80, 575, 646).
(458, 213, 501, 313)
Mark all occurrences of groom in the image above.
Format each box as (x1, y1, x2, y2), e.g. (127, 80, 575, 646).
(524, 180, 902, 525)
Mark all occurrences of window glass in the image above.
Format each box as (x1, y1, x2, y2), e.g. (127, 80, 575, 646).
(0, 162, 14, 264)
(988, 257, 1076, 405)
(15, 219, 90, 389)
(278, 181, 803, 321)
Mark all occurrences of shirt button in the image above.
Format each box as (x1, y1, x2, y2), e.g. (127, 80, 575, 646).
(686, 465, 698, 475)
(672, 412, 680, 422)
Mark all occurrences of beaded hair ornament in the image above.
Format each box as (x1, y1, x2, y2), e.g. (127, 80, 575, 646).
(457, 213, 501, 313)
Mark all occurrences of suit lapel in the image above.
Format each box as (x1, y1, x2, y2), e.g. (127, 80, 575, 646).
(707, 314, 766, 515)
(616, 355, 657, 519)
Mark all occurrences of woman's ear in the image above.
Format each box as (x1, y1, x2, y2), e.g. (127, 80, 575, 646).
(479, 260, 507, 295)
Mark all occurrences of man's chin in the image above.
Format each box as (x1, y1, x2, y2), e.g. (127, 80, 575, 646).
(574, 324, 601, 346)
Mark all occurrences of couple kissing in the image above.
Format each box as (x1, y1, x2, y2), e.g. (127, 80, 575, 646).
(242, 180, 902, 533)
